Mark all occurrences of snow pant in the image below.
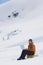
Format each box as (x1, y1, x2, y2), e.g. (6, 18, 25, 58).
(19, 49, 35, 59)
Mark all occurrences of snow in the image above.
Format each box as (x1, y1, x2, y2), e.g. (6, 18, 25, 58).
(0, 0, 43, 65)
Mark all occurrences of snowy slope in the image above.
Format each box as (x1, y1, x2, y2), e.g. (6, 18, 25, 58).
(0, 0, 43, 21)
(0, 0, 43, 65)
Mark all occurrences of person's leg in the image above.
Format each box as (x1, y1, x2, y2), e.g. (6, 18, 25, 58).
(17, 50, 35, 60)
(27, 51, 35, 55)
(21, 50, 35, 58)
(17, 49, 28, 60)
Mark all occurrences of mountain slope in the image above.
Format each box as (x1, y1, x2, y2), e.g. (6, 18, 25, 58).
(0, 0, 43, 65)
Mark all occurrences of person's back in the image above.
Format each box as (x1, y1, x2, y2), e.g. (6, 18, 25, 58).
(28, 43, 36, 53)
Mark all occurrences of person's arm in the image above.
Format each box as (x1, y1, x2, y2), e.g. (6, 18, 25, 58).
(33, 45, 36, 52)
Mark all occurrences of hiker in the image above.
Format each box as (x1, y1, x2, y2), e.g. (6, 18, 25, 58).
(17, 39, 36, 60)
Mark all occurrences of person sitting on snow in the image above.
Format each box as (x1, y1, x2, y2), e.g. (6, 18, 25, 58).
(17, 39, 36, 60)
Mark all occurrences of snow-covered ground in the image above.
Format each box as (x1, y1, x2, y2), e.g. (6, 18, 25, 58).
(0, 0, 43, 65)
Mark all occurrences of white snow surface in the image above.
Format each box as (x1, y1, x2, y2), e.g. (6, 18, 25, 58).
(0, 0, 43, 65)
